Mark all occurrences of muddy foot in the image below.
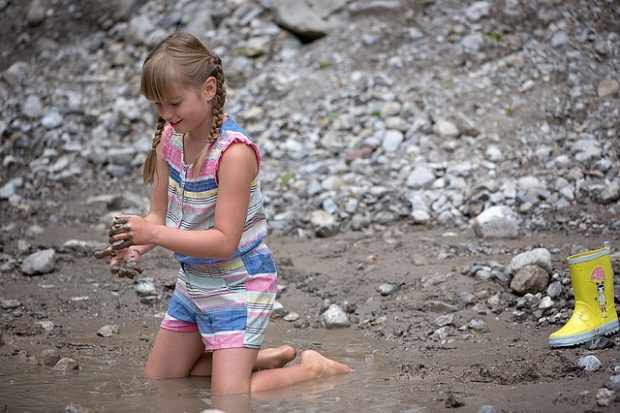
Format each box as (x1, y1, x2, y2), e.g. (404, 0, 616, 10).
(300, 350, 352, 378)
(256, 345, 297, 370)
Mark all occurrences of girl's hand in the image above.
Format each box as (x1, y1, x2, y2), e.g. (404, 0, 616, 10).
(109, 245, 142, 268)
(109, 215, 156, 247)
(109, 245, 143, 279)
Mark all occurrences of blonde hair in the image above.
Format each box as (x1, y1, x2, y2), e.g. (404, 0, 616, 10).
(140, 32, 227, 183)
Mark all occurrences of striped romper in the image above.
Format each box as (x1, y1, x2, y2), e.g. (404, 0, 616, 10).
(159, 117, 277, 351)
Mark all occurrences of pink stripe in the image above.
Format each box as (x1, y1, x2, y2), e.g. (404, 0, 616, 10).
(161, 319, 198, 333)
(203, 332, 245, 349)
(246, 275, 277, 292)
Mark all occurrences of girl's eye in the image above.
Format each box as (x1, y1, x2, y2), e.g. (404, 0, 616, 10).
(171, 101, 181, 107)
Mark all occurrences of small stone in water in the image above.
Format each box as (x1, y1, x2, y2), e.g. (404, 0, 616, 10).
(39, 348, 61, 366)
(54, 357, 79, 371)
(283, 312, 300, 322)
(97, 324, 119, 337)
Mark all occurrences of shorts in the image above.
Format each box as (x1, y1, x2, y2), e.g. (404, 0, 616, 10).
(160, 247, 277, 351)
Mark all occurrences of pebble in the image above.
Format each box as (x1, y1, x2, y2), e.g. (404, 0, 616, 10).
(21, 249, 56, 275)
(577, 355, 602, 372)
(97, 325, 119, 337)
(320, 304, 350, 329)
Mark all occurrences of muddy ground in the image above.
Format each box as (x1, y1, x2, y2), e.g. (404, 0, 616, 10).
(0, 187, 619, 412)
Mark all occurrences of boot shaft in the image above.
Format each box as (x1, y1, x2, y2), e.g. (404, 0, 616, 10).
(567, 246, 617, 321)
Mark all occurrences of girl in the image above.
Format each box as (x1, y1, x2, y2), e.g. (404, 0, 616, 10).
(108, 32, 351, 395)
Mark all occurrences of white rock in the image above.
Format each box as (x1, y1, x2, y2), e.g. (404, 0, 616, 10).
(471, 206, 520, 239)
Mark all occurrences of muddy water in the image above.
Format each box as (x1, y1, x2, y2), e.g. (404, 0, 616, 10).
(0, 321, 426, 413)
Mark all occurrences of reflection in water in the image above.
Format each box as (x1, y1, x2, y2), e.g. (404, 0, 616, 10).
(0, 329, 428, 412)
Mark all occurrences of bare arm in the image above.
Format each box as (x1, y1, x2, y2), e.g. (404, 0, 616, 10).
(116, 143, 258, 260)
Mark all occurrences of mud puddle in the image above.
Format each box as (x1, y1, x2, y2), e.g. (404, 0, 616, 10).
(0, 320, 427, 413)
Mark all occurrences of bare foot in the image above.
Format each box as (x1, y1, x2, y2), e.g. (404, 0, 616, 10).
(255, 345, 297, 370)
(299, 350, 352, 378)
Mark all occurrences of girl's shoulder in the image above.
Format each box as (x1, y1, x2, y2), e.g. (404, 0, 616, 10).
(210, 116, 262, 173)
(219, 117, 253, 144)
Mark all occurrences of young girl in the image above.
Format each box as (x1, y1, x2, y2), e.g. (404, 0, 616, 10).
(108, 32, 351, 395)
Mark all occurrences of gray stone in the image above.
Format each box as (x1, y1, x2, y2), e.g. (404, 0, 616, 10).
(472, 206, 520, 239)
(382, 130, 404, 152)
(41, 111, 63, 129)
(597, 79, 619, 98)
(407, 165, 435, 189)
(509, 248, 552, 274)
(376, 282, 400, 296)
(134, 279, 157, 297)
(0, 298, 21, 309)
(320, 304, 350, 328)
(40, 349, 61, 367)
(551, 31, 569, 48)
(434, 118, 460, 138)
(21, 249, 56, 276)
(478, 406, 497, 413)
(3, 61, 29, 87)
(273, 0, 330, 40)
(23, 95, 43, 118)
(465, 2, 491, 21)
(596, 388, 615, 407)
(606, 375, 620, 391)
(97, 325, 119, 337)
(283, 312, 300, 322)
(54, 357, 79, 371)
(577, 355, 602, 372)
(309, 210, 337, 237)
(27, 0, 46, 26)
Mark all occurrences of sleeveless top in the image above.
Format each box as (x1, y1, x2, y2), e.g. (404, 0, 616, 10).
(160, 117, 268, 268)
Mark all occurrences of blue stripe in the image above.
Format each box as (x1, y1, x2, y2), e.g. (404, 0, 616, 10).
(169, 167, 218, 192)
(175, 237, 265, 266)
(221, 117, 248, 135)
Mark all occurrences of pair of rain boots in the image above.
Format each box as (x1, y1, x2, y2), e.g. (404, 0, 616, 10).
(549, 246, 619, 347)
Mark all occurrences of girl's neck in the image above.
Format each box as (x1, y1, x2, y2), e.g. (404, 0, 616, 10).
(186, 115, 214, 143)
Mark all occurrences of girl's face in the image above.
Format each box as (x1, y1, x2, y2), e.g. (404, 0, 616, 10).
(151, 78, 216, 137)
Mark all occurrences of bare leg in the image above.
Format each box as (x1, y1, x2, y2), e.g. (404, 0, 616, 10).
(210, 348, 352, 395)
(144, 329, 204, 379)
(145, 329, 298, 379)
(190, 344, 296, 376)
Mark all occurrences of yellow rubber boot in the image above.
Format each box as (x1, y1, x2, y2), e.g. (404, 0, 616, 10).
(549, 246, 619, 347)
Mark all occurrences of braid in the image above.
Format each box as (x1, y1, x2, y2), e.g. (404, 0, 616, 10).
(208, 60, 226, 143)
(143, 116, 166, 184)
(191, 56, 227, 177)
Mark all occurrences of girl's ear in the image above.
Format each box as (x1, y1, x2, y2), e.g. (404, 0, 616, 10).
(202, 76, 217, 101)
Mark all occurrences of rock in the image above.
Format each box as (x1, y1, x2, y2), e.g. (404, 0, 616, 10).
(62, 240, 107, 255)
(546, 281, 562, 298)
(0, 177, 22, 200)
(551, 31, 568, 48)
(478, 406, 497, 413)
(465, 2, 491, 21)
(134, 278, 157, 297)
(407, 165, 435, 189)
(36, 320, 55, 332)
(376, 282, 400, 296)
(432, 314, 455, 328)
(434, 118, 460, 138)
(27, 0, 46, 26)
(97, 325, 119, 337)
(283, 312, 300, 322)
(596, 388, 615, 407)
(271, 300, 287, 319)
(21, 249, 56, 275)
(309, 210, 337, 237)
(471, 206, 520, 239)
(461, 33, 485, 52)
(598, 180, 620, 204)
(423, 300, 459, 313)
(382, 130, 404, 152)
(3, 61, 29, 87)
(577, 355, 602, 372)
(468, 319, 489, 332)
(54, 357, 79, 371)
(598, 79, 619, 98)
(39, 349, 61, 367)
(320, 304, 350, 328)
(22, 95, 43, 118)
(510, 265, 549, 295)
(606, 375, 620, 391)
(0, 298, 21, 309)
(273, 0, 330, 41)
(41, 111, 63, 129)
(509, 248, 552, 274)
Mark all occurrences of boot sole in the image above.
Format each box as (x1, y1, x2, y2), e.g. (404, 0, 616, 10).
(548, 320, 619, 348)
